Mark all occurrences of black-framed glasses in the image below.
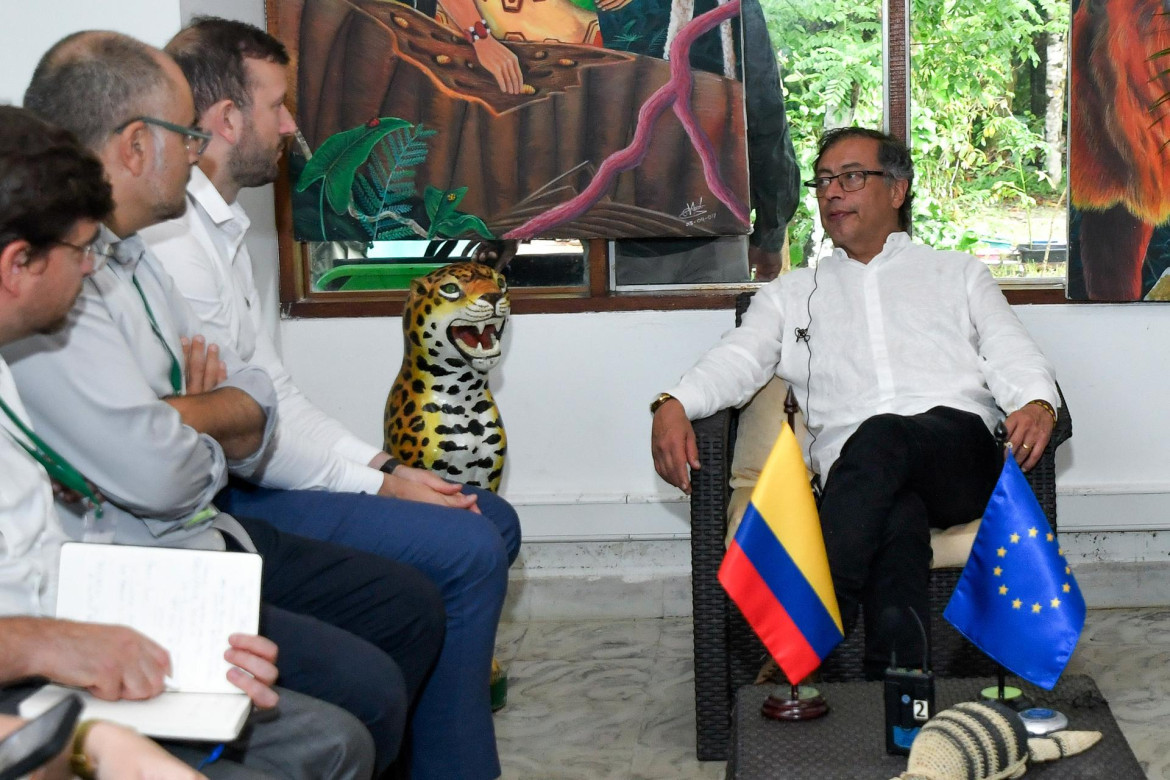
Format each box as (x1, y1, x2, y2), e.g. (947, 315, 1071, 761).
(804, 170, 887, 194)
(53, 238, 113, 272)
(113, 116, 213, 156)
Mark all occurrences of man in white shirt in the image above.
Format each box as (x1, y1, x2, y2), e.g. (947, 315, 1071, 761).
(0, 105, 374, 780)
(651, 127, 1060, 678)
(141, 17, 521, 779)
(11, 32, 447, 774)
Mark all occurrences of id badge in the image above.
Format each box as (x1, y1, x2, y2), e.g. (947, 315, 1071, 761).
(82, 501, 114, 544)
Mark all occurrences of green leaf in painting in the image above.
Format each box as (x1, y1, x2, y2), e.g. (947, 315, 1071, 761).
(296, 118, 412, 215)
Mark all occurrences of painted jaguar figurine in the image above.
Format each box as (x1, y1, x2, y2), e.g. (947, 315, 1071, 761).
(383, 262, 509, 491)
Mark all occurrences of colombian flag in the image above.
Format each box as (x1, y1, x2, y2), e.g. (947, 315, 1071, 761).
(718, 422, 843, 684)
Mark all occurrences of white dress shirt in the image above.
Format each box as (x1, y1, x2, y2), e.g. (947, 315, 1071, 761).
(1, 229, 278, 549)
(141, 168, 383, 495)
(669, 232, 1059, 477)
(0, 357, 71, 616)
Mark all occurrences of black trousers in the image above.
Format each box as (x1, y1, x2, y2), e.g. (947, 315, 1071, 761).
(230, 516, 446, 774)
(817, 407, 1001, 678)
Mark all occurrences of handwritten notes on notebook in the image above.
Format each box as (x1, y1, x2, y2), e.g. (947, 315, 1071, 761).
(20, 543, 263, 741)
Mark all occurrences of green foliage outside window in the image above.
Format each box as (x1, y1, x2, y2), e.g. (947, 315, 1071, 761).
(759, 0, 1069, 267)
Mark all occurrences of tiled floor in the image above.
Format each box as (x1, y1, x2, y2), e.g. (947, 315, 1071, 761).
(494, 608, 1170, 779)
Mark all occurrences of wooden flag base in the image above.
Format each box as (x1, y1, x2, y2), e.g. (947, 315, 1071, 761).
(761, 683, 829, 721)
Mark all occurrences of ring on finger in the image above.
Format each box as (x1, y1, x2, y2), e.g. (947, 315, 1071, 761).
(1022, 443, 1032, 450)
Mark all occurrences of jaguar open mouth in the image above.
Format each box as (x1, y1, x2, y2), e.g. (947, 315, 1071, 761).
(449, 317, 505, 360)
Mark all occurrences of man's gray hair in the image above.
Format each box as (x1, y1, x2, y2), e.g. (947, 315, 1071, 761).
(23, 31, 170, 152)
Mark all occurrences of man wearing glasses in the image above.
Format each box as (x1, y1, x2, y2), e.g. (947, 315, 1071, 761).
(0, 105, 378, 779)
(649, 127, 1059, 679)
(6, 31, 447, 775)
(141, 18, 521, 780)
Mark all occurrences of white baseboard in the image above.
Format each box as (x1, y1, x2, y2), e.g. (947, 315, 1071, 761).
(504, 534, 1170, 621)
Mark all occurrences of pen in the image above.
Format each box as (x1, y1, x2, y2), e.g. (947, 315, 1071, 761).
(197, 743, 225, 770)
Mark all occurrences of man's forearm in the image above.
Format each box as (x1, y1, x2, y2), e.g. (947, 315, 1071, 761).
(0, 617, 46, 683)
(164, 387, 266, 460)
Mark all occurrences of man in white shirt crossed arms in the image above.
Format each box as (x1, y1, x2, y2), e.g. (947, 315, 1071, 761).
(0, 104, 373, 780)
(142, 17, 521, 779)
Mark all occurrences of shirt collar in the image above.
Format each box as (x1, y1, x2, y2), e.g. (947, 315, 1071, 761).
(98, 225, 147, 273)
(188, 166, 251, 237)
(829, 231, 911, 266)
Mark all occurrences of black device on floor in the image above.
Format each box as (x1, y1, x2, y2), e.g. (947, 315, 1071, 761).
(883, 607, 936, 755)
(0, 693, 83, 780)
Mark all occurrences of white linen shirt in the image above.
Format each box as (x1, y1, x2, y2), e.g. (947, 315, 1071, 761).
(668, 232, 1058, 477)
(1, 229, 278, 549)
(0, 358, 70, 616)
(141, 169, 383, 494)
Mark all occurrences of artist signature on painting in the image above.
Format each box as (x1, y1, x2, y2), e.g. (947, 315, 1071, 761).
(680, 198, 716, 227)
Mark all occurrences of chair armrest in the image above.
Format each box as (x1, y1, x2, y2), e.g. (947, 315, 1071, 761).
(689, 408, 735, 760)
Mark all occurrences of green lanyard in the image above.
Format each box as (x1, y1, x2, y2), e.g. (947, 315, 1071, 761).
(0, 395, 103, 518)
(131, 275, 183, 395)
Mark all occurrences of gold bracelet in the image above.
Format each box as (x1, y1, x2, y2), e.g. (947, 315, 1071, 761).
(70, 719, 101, 780)
(1028, 399, 1058, 426)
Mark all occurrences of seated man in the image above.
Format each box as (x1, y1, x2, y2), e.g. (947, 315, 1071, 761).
(141, 18, 522, 779)
(0, 105, 373, 779)
(8, 32, 447, 773)
(650, 127, 1059, 678)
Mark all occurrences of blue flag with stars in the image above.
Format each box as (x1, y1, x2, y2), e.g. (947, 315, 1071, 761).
(944, 453, 1086, 689)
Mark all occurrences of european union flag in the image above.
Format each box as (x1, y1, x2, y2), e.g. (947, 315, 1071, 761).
(944, 453, 1085, 689)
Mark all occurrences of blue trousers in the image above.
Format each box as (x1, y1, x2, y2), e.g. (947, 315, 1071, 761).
(228, 516, 446, 775)
(218, 482, 522, 780)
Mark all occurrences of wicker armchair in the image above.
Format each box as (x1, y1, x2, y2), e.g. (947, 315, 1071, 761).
(689, 292, 1073, 762)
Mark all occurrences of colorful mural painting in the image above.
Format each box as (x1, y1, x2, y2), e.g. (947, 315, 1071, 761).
(1068, 0, 1170, 301)
(269, 0, 750, 244)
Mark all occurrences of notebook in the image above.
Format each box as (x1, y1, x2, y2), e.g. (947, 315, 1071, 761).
(20, 543, 263, 742)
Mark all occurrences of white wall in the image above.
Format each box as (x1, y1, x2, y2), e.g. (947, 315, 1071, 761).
(280, 304, 1170, 542)
(7, 0, 1169, 550)
(0, 1, 182, 104)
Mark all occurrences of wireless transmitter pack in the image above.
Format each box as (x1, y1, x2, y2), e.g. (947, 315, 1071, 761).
(883, 607, 936, 755)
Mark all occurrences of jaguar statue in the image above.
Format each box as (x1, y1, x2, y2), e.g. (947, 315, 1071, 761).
(383, 262, 509, 491)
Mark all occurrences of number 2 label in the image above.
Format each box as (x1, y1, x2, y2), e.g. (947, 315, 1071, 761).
(913, 699, 929, 721)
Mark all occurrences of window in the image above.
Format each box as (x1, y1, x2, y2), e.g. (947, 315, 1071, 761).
(276, 0, 1070, 317)
(909, 0, 1069, 289)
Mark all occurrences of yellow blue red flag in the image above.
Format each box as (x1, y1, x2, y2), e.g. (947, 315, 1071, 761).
(718, 422, 844, 684)
(944, 453, 1085, 689)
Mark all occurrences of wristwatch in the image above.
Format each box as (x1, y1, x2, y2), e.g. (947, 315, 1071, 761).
(379, 457, 403, 475)
(649, 392, 675, 414)
(70, 720, 100, 780)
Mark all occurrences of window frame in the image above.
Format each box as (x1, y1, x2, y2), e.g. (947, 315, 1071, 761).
(273, 0, 1069, 319)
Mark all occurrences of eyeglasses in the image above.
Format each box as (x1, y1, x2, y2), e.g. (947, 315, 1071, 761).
(804, 170, 887, 194)
(53, 238, 113, 272)
(113, 116, 213, 156)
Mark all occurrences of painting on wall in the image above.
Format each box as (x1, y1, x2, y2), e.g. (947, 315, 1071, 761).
(1067, 0, 1170, 301)
(268, 0, 751, 246)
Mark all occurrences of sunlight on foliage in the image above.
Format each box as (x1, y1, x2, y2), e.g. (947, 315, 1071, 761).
(760, 0, 1068, 266)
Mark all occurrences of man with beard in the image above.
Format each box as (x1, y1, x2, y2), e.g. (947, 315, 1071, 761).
(0, 105, 376, 780)
(8, 30, 448, 775)
(142, 18, 521, 779)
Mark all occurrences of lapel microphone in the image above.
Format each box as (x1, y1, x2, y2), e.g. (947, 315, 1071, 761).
(795, 327, 810, 343)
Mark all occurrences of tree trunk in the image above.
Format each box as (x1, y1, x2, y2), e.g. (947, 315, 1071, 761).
(1044, 31, 1067, 186)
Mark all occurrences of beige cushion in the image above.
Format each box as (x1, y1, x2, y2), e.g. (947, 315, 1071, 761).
(724, 376, 980, 569)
